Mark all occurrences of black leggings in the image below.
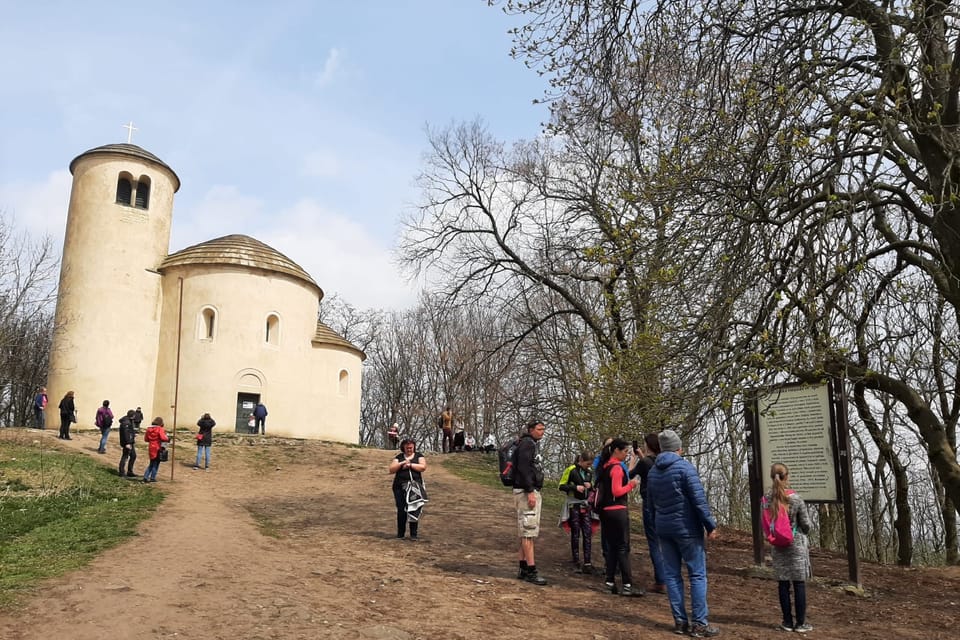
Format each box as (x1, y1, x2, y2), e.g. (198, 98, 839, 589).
(600, 508, 633, 585)
(393, 485, 419, 538)
(778, 580, 807, 627)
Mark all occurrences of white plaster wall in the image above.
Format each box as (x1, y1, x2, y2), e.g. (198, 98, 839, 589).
(47, 154, 175, 426)
(153, 265, 361, 443)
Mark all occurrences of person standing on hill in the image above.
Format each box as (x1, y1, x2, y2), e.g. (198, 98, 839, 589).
(133, 407, 144, 433)
(637, 432, 667, 593)
(513, 419, 547, 585)
(439, 406, 453, 453)
(253, 402, 268, 435)
(558, 451, 596, 574)
(389, 438, 427, 540)
(95, 400, 114, 454)
(58, 391, 76, 440)
(143, 417, 169, 483)
(767, 463, 813, 633)
(194, 413, 216, 470)
(33, 387, 48, 429)
(596, 439, 644, 596)
(118, 410, 138, 478)
(647, 429, 719, 638)
(387, 422, 400, 450)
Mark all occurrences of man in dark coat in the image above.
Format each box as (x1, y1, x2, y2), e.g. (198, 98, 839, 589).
(512, 419, 547, 585)
(253, 402, 268, 435)
(118, 410, 138, 478)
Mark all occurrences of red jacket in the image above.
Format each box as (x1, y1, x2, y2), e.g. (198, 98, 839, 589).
(144, 425, 169, 460)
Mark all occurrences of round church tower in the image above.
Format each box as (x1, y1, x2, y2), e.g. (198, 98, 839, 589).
(47, 143, 180, 426)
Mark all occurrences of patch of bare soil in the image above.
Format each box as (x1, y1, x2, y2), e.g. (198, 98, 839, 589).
(0, 429, 957, 639)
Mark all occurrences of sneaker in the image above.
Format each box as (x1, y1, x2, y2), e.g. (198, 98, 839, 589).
(648, 582, 666, 594)
(673, 621, 689, 635)
(604, 581, 618, 594)
(192, 466, 200, 470)
(794, 623, 813, 633)
(523, 570, 547, 586)
(621, 584, 645, 597)
(688, 623, 720, 638)
(581, 562, 593, 575)
(778, 623, 794, 632)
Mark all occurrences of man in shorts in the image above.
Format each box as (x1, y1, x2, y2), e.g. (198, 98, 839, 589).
(513, 419, 547, 585)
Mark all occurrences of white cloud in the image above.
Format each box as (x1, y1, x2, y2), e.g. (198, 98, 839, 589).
(315, 48, 344, 88)
(258, 198, 417, 310)
(0, 170, 72, 248)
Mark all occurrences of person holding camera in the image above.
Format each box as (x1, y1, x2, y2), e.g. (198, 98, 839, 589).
(389, 438, 427, 540)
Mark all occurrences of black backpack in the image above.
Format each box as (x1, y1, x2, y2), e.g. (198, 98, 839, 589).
(498, 438, 520, 486)
(100, 412, 113, 429)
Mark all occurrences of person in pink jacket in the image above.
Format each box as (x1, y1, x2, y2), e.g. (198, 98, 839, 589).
(143, 417, 170, 483)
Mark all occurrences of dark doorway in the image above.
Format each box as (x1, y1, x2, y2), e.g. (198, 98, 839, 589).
(236, 392, 260, 433)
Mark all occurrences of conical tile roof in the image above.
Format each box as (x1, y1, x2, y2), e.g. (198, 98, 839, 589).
(159, 234, 320, 293)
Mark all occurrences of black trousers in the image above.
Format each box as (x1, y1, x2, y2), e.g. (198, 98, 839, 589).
(59, 414, 72, 439)
(119, 445, 137, 476)
(393, 485, 419, 538)
(600, 508, 633, 585)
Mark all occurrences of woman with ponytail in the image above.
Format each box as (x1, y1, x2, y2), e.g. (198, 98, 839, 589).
(596, 438, 644, 597)
(767, 463, 813, 633)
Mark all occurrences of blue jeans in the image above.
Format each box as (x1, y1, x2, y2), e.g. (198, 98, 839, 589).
(659, 534, 709, 626)
(144, 458, 160, 481)
(98, 428, 111, 451)
(195, 445, 211, 468)
(643, 500, 666, 584)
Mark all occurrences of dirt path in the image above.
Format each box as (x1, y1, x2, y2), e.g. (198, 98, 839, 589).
(1, 430, 957, 639)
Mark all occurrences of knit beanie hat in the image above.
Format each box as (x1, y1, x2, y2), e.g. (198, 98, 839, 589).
(658, 429, 682, 453)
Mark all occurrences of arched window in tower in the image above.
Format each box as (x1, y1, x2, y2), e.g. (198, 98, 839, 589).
(115, 174, 133, 205)
(198, 307, 217, 341)
(338, 369, 349, 396)
(265, 313, 280, 345)
(134, 175, 151, 209)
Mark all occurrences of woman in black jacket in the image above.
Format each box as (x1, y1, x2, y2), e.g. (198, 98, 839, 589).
(194, 413, 216, 470)
(58, 391, 76, 440)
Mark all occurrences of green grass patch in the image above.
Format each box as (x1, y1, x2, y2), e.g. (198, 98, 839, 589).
(0, 435, 165, 609)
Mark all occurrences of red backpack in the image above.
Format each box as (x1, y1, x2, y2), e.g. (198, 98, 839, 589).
(761, 490, 796, 547)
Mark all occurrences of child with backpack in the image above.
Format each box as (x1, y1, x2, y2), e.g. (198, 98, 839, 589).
(558, 451, 596, 573)
(764, 463, 813, 633)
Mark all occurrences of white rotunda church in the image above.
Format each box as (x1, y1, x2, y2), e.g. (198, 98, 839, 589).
(46, 142, 364, 442)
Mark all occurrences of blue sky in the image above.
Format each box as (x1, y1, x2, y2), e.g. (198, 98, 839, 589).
(0, 1, 549, 309)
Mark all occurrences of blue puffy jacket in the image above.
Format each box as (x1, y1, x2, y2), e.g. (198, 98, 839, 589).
(646, 451, 716, 537)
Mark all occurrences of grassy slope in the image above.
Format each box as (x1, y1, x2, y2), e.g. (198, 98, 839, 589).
(0, 433, 164, 608)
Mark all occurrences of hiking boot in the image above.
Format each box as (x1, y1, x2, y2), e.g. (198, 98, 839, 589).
(688, 623, 720, 638)
(523, 569, 547, 585)
(793, 623, 813, 633)
(673, 621, 689, 635)
(621, 584, 645, 597)
(581, 562, 593, 575)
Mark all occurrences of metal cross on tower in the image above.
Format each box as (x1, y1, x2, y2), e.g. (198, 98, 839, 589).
(122, 121, 138, 144)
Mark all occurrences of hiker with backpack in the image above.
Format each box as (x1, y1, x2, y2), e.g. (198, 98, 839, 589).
(558, 451, 596, 573)
(389, 438, 427, 540)
(765, 463, 813, 633)
(512, 420, 547, 585)
(95, 400, 114, 454)
(596, 439, 644, 596)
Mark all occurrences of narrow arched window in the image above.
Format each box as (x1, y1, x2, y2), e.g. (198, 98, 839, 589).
(265, 314, 280, 345)
(135, 176, 151, 209)
(198, 307, 216, 341)
(116, 176, 132, 205)
(338, 370, 349, 396)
